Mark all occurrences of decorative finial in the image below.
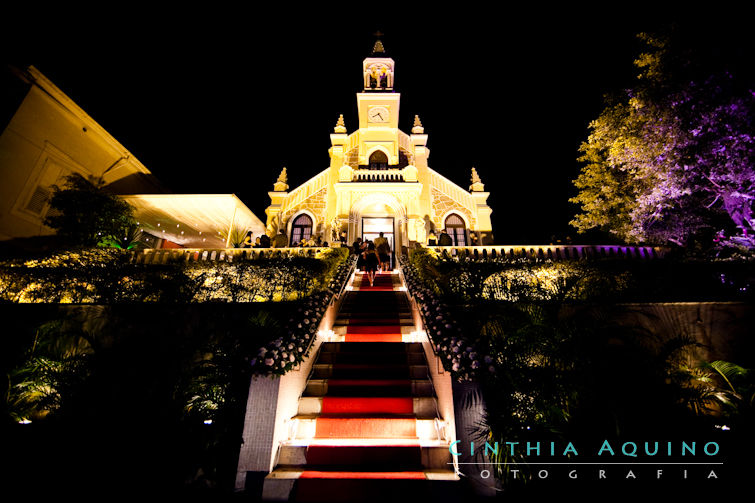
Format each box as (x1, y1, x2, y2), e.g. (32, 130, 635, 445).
(372, 31, 386, 55)
(334, 114, 347, 134)
(469, 167, 485, 192)
(273, 167, 289, 192)
(412, 115, 424, 134)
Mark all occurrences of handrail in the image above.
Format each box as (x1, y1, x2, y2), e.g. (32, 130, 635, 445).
(302, 255, 357, 383)
(398, 262, 449, 444)
(398, 264, 442, 361)
(331, 256, 357, 306)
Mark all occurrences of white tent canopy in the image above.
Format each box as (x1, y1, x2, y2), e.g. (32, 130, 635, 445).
(120, 194, 266, 248)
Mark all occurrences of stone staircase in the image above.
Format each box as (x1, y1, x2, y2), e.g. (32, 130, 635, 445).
(263, 271, 459, 501)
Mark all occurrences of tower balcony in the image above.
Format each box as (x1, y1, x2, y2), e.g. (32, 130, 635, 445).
(352, 168, 405, 182)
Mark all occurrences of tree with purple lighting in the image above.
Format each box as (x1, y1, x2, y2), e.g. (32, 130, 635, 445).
(571, 33, 755, 253)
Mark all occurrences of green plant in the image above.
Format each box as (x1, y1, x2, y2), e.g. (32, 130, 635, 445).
(219, 226, 250, 248)
(44, 173, 136, 248)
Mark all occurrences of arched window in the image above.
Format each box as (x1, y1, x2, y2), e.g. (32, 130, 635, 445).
(368, 150, 388, 170)
(445, 213, 467, 246)
(290, 214, 313, 246)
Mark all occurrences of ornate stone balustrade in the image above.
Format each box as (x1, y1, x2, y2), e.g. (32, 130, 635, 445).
(351, 168, 405, 182)
(130, 247, 331, 265)
(280, 169, 330, 210)
(427, 245, 667, 260)
(130, 244, 665, 266)
(427, 169, 476, 213)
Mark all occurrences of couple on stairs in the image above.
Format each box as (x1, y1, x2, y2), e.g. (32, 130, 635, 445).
(360, 232, 392, 286)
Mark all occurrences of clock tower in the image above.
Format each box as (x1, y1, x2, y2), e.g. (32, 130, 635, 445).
(356, 39, 401, 165)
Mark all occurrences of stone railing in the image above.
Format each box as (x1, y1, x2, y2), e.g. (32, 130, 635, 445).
(427, 169, 476, 214)
(351, 168, 405, 182)
(280, 169, 330, 210)
(130, 247, 331, 265)
(427, 245, 667, 260)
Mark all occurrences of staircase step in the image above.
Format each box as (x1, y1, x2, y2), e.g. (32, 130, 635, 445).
(266, 468, 458, 480)
(319, 342, 423, 353)
(304, 379, 434, 397)
(292, 417, 442, 440)
(263, 469, 460, 502)
(264, 271, 460, 501)
(311, 363, 428, 380)
(315, 351, 425, 365)
(279, 445, 420, 469)
(333, 319, 413, 327)
(278, 445, 452, 470)
(298, 397, 437, 416)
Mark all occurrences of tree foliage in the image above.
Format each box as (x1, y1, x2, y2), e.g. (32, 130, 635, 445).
(44, 173, 137, 248)
(571, 32, 755, 252)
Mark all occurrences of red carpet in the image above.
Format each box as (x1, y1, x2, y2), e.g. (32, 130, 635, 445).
(357, 273, 396, 291)
(276, 272, 456, 501)
(315, 417, 417, 438)
(299, 471, 426, 480)
(321, 397, 413, 414)
(346, 325, 402, 333)
(344, 334, 402, 342)
(326, 379, 411, 387)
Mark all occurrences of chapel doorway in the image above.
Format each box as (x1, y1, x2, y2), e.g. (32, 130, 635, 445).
(362, 217, 395, 267)
(362, 217, 394, 249)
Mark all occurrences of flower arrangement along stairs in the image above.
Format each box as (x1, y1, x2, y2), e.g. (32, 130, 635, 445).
(263, 271, 459, 502)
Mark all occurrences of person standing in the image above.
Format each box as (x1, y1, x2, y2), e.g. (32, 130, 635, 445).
(363, 241, 380, 286)
(273, 229, 288, 248)
(352, 237, 364, 270)
(259, 233, 271, 248)
(438, 229, 452, 246)
(374, 231, 391, 272)
(427, 230, 437, 246)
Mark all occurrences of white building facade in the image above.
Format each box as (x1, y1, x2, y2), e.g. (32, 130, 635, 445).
(265, 41, 494, 252)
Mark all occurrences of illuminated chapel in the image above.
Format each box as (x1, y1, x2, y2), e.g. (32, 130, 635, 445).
(265, 41, 494, 251)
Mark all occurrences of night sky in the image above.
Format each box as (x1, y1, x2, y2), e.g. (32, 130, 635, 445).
(6, 8, 753, 243)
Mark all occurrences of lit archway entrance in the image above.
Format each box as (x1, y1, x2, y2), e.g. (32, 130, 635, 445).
(349, 193, 407, 256)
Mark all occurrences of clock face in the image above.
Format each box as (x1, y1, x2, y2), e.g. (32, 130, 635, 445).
(368, 106, 389, 123)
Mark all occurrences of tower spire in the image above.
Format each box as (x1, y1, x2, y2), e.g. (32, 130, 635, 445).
(412, 115, 424, 134)
(470, 167, 485, 192)
(371, 31, 386, 55)
(334, 114, 347, 134)
(273, 167, 289, 192)
(363, 31, 394, 91)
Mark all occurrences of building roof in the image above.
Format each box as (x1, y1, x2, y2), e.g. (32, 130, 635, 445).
(120, 194, 266, 248)
(23, 66, 153, 180)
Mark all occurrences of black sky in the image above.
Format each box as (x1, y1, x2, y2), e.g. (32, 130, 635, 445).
(6, 7, 753, 243)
